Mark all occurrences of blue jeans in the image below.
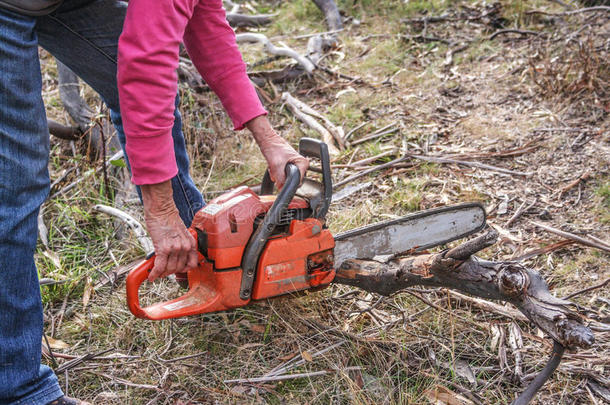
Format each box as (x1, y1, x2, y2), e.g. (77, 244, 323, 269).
(0, 1, 203, 403)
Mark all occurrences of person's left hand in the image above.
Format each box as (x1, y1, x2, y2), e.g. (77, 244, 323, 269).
(246, 115, 308, 188)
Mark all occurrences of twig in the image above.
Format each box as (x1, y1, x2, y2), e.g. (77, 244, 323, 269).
(511, 240, 575, 262)
(93, 205, 153, 254)
(531, 221, 610, 254)
(526, 6, 610, 16)
(55, 348, 114, 373)
(350, 123, 399, 146)
(265, 340, 346, 378)
(446, 290, 528, 322)
(408, 154, 533, 176)
(506, 199, 537, 227)
(562, 278, 610, 301)
(333, 156, 411, 189)
(555, 171, 591, 197)
(91, 372, 160, 390)
(489, 29, 543, 41)
(224, 366, 362, 384)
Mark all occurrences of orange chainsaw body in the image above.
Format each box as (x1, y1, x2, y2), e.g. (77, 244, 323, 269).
(126, 185, 336, 320)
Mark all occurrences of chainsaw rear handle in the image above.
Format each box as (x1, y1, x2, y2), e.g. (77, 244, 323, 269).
(298, 138, 332, 219)
(261, 138, 332, 220)
(239, 163, 301, 300)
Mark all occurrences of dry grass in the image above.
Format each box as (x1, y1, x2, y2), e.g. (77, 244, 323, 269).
(38, 1, 608, 404)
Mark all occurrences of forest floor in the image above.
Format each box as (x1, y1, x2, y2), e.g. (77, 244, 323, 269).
(39, 0, 608, 404)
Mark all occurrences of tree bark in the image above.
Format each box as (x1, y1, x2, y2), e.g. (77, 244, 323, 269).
(334, 231, 594, 350)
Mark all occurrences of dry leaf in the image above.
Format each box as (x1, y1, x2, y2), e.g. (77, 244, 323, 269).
(249, 324, 265, 333)
(82, 276, 93, 308)
(279, 352, 298, 361)
(42, 336, 70, 350)
(424, 384, 474, 405)
(301, 351, 313, 362)
(42, 250, 62, 270)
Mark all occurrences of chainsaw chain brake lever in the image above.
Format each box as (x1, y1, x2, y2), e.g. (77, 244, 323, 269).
(239, 163, 301, 300)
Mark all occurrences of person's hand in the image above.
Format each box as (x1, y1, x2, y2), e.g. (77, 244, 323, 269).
(141, 180, 198, 282)
(246, 115, 309, 187)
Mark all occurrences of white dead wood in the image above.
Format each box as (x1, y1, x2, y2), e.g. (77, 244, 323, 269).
(225, 366, 362, 384)
(281, 92, 344, 148)
(281, 92, 342, 154)
(93, 204, 153, 254)
(37, 206, 49, 250)
(236, 33, 315, 73)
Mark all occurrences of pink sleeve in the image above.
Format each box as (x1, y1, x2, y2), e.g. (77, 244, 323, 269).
(183, 0, 267, 130)
(118, 0, 266, 185)
(118, 0, 197, 185)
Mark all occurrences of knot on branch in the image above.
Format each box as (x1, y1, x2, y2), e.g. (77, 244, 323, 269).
(498, 264, 528, 298)
(557, 318, 595, 350)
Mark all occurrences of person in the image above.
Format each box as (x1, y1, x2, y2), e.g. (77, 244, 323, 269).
(0, 0, 308, 403)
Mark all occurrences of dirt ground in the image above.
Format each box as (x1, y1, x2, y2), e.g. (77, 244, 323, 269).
(38, 0, 608, 404)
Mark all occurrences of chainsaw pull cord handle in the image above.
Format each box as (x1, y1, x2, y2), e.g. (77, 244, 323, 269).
(239, 163, 301, 300)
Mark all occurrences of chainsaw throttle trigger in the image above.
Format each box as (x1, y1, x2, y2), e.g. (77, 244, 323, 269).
(239, 163, 301, 300)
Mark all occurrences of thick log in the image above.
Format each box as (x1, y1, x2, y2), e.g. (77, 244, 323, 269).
(334, 232, 594, 350)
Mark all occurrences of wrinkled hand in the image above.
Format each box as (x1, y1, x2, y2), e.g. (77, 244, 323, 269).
(246, 115, 309, 187)
(141, 181, 198, 282)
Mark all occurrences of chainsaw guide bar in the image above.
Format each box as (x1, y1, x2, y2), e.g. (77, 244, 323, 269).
(333, 202, 487, 268)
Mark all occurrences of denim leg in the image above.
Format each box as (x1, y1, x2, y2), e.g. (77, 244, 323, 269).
(0, 9, 64, 405)
(36, 0, 204, 226)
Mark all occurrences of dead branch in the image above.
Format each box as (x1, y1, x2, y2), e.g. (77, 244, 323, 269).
(281, 92, 342, 154)
(488, 29, 543, 41)
(93, 204, 153, 254)
(236, 33, 315, 73)
(281, 92, 344, 150)
(307, 0, 343, 64)
(334, 231, 595, 351)
(226, 13, 274, 28)
(47, 119, 83, 141)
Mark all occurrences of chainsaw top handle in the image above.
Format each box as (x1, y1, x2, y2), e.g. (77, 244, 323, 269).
(239, 163, 301, 300)
(260, 138, 332, 220)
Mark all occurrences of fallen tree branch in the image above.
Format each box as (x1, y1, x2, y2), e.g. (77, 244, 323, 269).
(93, 205, 153, 254)
(334, 231, 594, 350)
(236, 33, 315, 73)
(333, 231, 594, 403)
(281, 92, 342, 154)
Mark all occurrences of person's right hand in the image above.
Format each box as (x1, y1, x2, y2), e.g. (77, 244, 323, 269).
(141, 181, 198, 282)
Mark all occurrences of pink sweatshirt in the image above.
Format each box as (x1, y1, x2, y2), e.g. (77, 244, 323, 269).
(117, 0, 267, 185)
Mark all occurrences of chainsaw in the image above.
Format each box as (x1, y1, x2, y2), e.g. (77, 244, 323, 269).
(126, 138, 486, 320)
